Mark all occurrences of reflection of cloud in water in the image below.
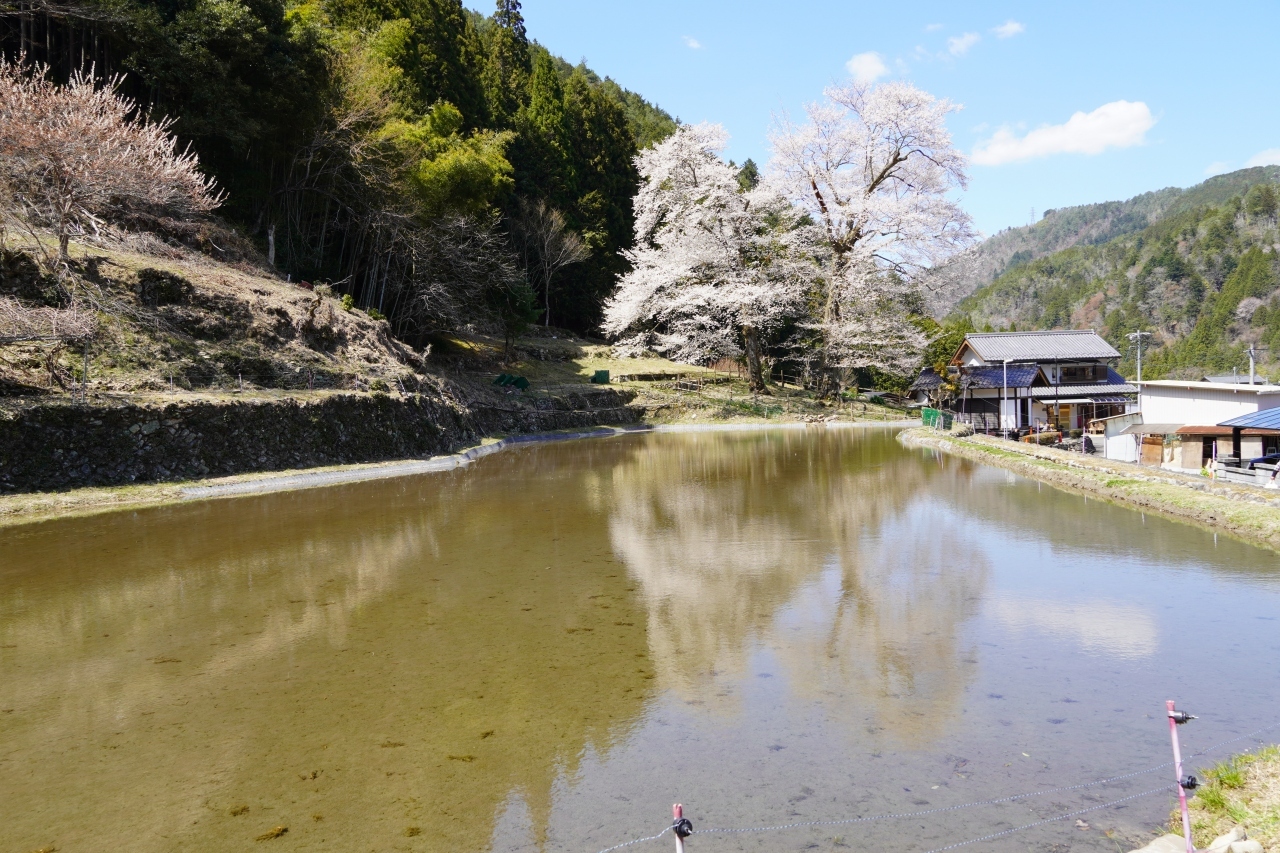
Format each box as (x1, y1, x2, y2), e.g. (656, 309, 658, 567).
(607, 429, 989, 745)
(988, 596, 1159, 659)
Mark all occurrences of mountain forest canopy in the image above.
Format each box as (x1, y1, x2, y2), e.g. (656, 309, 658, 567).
(0, 0, 677, 339)
(949, 168, 1280, 381)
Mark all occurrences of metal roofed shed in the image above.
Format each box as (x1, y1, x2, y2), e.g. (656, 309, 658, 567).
(1219, 408, 1280, 430)
(1120, 423, 1185, 435)
(953, 330, 1121, 363)
(1203, 374, 1273, 385)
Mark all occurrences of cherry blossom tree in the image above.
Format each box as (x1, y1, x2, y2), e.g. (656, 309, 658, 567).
(603, 123, 817, 393)
(0, 59, 221, 264)
(768, 80, 975, 384)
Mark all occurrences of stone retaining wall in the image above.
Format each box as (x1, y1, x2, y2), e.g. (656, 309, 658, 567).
(0, 388, 640, 493)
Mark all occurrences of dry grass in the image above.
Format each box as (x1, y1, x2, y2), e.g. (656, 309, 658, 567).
(2, 235, 423, 396)
(1178, 745, 1280, 850)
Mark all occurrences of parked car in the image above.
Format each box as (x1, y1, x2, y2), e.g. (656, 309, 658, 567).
(1246, 453, 1280, 470)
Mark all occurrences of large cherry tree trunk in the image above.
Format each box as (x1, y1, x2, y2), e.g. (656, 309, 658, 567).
(742, 324, 770, 395)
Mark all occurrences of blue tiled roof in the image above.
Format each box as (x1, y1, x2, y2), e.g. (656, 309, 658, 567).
(909, 368, 945, 391)
(960, 364, 1041, 389)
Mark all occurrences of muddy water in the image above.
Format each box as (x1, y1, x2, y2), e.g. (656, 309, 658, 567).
(2, 428, 1279, 853)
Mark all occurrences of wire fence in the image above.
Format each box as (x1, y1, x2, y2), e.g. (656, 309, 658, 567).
(591, 716, 1280, 853)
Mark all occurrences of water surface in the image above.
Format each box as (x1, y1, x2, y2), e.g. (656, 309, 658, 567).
(2, 428, 1279, 852)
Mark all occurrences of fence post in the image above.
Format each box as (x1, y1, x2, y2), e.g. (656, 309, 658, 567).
(672, 804, 693, 853)
(1166, 700, 1197, 853)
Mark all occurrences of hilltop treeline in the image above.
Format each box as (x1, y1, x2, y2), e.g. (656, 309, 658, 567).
(953, 178, 1280, 379)
(932, 166, 1280, 316)
(0, 0, 676, 338)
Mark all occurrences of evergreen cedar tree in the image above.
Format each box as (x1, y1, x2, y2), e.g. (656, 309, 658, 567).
(0, 0, 674, 336)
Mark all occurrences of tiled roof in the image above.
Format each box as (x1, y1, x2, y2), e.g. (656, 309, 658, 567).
(1031, 383, 1137, 398)
(909, 368, 945, 391)
(960, 330, 1120, 362)
(959, 364, 1041, 389)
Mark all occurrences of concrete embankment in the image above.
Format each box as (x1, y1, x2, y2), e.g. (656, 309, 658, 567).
(0, 386, 639, 494)
(898, 427, 1280, 553)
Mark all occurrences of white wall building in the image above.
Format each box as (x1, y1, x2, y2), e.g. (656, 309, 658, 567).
(1132, 381, 1280, 470)
(1138, 380, 1280, 425)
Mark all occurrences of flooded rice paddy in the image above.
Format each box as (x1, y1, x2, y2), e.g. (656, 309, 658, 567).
(2, 427, 1279, 853)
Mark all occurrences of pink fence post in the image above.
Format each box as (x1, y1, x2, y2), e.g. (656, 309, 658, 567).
(672, 803, 694, 853)
(1167, 700, 1196, 853)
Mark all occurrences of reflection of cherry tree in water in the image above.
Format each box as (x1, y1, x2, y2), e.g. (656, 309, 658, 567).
(607, 430, 989, 744)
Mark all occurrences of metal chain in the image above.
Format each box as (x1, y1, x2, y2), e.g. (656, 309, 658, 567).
(919, 785, 1170, 853)
(1185, 718, 1280, 761)
(592, 825, 671, 853)
(693, 764, 1170, 836)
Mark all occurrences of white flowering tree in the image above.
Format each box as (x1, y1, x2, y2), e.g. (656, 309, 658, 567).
(768, 80, 975, 383)
(604, 123, 816, 393)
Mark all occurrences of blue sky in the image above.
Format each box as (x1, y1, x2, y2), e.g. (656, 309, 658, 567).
(465, 1, 1280, 237)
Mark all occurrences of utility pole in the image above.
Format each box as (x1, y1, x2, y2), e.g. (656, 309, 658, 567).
(1127, 331, 1152, 383)
(1248, 344, 1257, 385)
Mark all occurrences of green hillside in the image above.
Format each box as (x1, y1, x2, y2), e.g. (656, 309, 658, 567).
(0, 0, 677, 336)
(952, 179, 1280, 380)
(937, 166, 1280, 314)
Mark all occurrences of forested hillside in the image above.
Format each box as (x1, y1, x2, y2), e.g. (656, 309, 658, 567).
(934, 166, 1280, 314)
(0, 0, 676, 336)
(952, 179, 1280, 380)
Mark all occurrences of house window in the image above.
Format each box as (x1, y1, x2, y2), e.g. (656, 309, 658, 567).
(1060, 364, 1102, 384)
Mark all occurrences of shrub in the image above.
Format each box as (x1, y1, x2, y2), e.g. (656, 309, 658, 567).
(341, 293, 354, 312)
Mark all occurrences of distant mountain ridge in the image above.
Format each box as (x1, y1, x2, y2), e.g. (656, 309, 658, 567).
(948, 170, 1280, 381)
(937, 166, 1280, 314)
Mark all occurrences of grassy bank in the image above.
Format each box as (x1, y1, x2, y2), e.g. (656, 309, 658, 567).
(1180, 746, 1280, 851)
(898, 428, 1280, 553)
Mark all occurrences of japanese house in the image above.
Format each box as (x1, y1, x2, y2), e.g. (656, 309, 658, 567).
(910, 330, 1136, 433)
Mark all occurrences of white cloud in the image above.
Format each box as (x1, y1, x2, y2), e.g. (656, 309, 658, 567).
(972, 100, 1156, 166)
(948, 32, 980, 56)
(845, 51, 887, 83)
(925, 22, 943, 32)
(682, 35, 702, 49)
(1246, 148, 1280, 167)
(993, 20, 1025, 38)
(1205, 161, 1231, 176)
(988, 596, 1158, 660)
